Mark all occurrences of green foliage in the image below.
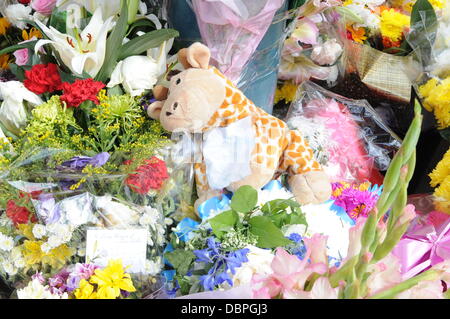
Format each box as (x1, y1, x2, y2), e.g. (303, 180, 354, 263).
(248, 216, 292, 248)
(208, 210, 239, 238)
(230, 185, 258, 212)
(165, 249, 196, 276)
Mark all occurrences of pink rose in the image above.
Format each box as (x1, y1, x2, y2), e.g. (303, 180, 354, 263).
(13, 48, 29, 66)
(31, 0, 57, 16)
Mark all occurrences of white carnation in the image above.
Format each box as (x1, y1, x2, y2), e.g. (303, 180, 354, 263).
(0, 233, 14, 251)
(32, 224, 47, 239)
(17, 278, 68, 299)
(4, 4, 32, 29)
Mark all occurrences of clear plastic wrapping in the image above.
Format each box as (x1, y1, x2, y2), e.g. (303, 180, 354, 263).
(0, 144, 194, 298)
(285, 81, 401, 185)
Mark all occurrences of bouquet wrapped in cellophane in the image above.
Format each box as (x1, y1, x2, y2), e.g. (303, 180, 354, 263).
(0, 0, 192, 299)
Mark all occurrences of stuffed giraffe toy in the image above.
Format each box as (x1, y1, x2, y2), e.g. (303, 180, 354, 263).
(148, 42, 331, 209)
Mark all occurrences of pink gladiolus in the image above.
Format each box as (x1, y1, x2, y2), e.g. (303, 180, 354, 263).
(303, 234, 329, 265)
(346, 217, 366, 259)
(396, 280, 444, 299)
(397, 204, 417, 227)
(366, 253, 403, 296)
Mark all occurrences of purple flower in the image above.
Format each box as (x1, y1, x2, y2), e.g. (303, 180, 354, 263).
(66, 263, 99, 291)
(60, 152, 110, 170)
(31, 272, 46, 284)
(36, 193, 61, 224)
(333, 185, 379, 220)
(48, 269, 70, 295)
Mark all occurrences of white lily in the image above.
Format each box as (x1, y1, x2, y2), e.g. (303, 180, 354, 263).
(34, 8, 115, 78)
(0, 81, 43, 136)
(107, 14, 174, 96)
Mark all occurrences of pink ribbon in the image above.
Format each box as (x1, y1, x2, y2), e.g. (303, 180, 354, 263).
(392, 218, 450, 280)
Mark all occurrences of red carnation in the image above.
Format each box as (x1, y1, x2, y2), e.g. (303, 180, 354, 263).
(125, 157, 169, 194)
(24, 63, 63, 95)
(60, 78, 105, 108)
(6, 200, 37, 227)
(18, 0, 31, 3)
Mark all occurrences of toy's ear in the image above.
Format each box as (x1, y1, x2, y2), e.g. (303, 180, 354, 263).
(147, 100, 164, 120)
(153, 85, 169, 100)
(178, 42, 210, 70)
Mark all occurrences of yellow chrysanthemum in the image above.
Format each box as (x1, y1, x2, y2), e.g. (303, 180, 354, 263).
(22, 27, 42, 41)
(435, 175, 450, 201)
(0, 17, 10, 36)
(89, 259, 136, 299)
(430, 149, 450, 187)
(274, 81, 298, 104)
(0, 54, 12, 70)
(380, 9, 410, 42)
(419, 78, 450, 129)
(74, 279, 97, 299)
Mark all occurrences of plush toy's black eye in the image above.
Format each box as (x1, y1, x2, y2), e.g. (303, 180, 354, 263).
(176, 78, 181, 85)
(173, 102, 178, 110)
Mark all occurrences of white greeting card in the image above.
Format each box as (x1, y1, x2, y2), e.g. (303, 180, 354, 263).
(85, 228, 148, 273)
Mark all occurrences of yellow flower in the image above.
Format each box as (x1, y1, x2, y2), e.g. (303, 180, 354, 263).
(22, 28, 43, 41)
(0, 17, 10, 36)
(274, 81, 298, 104)
(380, 9, 410, 42)
(343, 0, 353, 5)
(17, 224, 36, 240)
(22, 240, 46, 266)
(347, 24, 367, 44)
(0, 54, 12, 70)
(435, 175, 450, 201)
(429, 0, 446, 9)
(22, 240, 73, 269)
(89, 259, 136, 299)
(430, 149, 450, 187)
(74, 279, 97, 299)
(419, 78, 450, 129)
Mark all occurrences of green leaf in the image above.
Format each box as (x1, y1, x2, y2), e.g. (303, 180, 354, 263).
(165, 249, 196, 276)
(9, 64, 25, 81)
(407, 0, 438, 59)
(94, 0, 129, 83)
(107, 85, 124, 96)
(118, 29, 179, 60)
(126, 17, 156, 37)
(230, 185, 258, 213)
(261, 198, 299, 215)
(439, 127, 450, 142)
(249, 216, 292, 248)
(208, 210, 239, 238)
(48, 8, 67, 33)
(0, 41, 39, 56)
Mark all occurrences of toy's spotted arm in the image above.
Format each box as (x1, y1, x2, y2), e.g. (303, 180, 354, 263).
(194, 162, 210, 194)
(280, 130, 321, 176)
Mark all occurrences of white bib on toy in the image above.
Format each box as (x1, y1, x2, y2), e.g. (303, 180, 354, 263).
(202, 116, 255, 190)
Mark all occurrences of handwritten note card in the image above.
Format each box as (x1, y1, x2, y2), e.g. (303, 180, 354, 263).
(86, 228, 148, 273)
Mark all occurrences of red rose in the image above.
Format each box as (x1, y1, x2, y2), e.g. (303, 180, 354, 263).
(125, 157, 169, 194)
(60, 78, 105, 108)
(6, 200, 37, 227)
(24, 63, 62, 95)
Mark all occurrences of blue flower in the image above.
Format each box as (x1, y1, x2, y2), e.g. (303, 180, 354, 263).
(193, 237, 250, 291)
(288, 233, 302, 243)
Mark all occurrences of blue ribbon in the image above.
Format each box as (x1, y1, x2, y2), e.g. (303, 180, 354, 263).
(328, 199, 356, 226)
(262, 179, 284, 191)
(174, 218, 200, 242)
(197, 195, 231, 221)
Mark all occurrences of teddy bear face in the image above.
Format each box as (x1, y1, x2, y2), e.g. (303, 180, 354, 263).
(158, 68, 226, 132)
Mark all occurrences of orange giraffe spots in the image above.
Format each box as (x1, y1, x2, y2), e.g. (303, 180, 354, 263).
(193, 66, 321, 195)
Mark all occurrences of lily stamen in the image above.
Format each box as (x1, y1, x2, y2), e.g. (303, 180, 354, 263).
(66, 37, 75, 48)
(87, 33, 93, 44)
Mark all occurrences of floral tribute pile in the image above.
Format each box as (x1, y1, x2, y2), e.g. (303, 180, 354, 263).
(0, 0, 449, 300)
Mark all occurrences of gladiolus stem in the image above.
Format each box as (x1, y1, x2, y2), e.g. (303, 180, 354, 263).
(369, 270, 440, 299)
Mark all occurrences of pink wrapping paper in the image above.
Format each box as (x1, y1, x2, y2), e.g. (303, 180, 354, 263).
(393, 217, 450, 280)
(191, 0, 284, 82)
